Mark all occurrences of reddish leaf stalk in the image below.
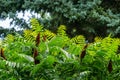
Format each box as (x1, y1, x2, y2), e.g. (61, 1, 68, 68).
(43, 35, 47, 42)
(0, 48, 7, 60)
(36, 32, 40, 47)
(108, 59, 113, 73)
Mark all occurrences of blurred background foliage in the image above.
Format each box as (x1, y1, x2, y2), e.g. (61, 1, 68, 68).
(0, 0, 120, 42)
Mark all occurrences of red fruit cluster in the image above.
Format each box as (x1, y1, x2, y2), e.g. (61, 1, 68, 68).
(32, 32, 41, 64)
(32, 48, 40, 65)
(80, 44, 88, 62)
(35, 32, 40, 47)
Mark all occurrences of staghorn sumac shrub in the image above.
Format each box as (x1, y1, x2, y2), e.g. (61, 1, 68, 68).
(0, 19, 120, 79)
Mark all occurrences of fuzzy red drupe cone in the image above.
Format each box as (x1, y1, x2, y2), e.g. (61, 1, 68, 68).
(36, 32, 40, 47)
(80, 44, 88, 62)
(33, 48, 40, 64)
(0, 48, 7, 60)
(108, 59, 113, 73)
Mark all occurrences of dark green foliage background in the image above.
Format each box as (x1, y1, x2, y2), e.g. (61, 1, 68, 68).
(0, 0, 120, 41)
